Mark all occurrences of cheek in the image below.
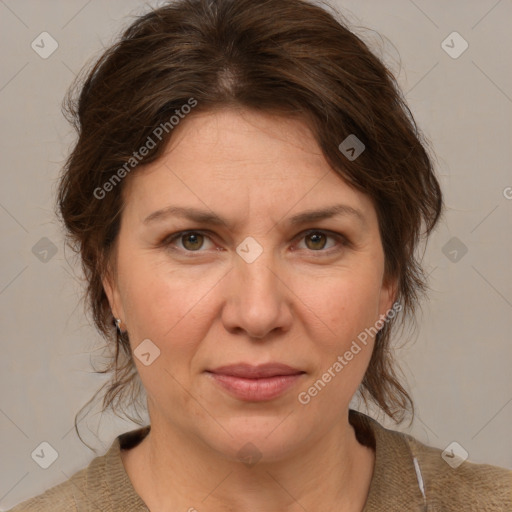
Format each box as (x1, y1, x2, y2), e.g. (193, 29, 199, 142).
(295, 267, 384, 346)
(118, 252, 221, 349)
(295, 274, 383, 410)
(118, 258, 214, 408)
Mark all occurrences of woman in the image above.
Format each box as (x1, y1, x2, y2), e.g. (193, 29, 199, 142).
(9, 0, 511, 510)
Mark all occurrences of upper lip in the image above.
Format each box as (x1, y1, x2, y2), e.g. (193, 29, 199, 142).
(207, 363, 304, 378)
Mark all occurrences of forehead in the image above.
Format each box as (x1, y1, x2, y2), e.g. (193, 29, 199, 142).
(161, 108, 326, 176)
(122, 108, 377, 227)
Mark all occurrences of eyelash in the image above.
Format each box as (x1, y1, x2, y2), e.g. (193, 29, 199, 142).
(159, 229, 351, 257)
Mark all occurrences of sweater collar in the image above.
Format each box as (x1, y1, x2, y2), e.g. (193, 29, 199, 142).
(348, 409, 427, 510)
(101, 410, 425, 511)
(104, 426, 150, 511)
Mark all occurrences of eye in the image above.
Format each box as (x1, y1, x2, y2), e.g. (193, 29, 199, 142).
(163, 231, 215, 252)
(161, 229, 349, 255)
(294, 229, 348, 254)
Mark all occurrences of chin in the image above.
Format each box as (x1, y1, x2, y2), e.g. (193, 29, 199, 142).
(202, 416, 303, 465)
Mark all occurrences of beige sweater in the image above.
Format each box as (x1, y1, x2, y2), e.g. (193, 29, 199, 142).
(8, 410, 512, 511)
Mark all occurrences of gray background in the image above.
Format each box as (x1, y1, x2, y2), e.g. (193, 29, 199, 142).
(1, 0, 511, 508)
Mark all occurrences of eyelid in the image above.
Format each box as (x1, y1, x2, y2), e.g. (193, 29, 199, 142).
(160, 228, 351, 255)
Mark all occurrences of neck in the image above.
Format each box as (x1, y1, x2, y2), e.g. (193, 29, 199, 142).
(123, 410, 375, 512)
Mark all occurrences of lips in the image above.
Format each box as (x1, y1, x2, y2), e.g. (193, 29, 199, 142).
(205, 363, 305, 401)
(208, 363, 304, 379)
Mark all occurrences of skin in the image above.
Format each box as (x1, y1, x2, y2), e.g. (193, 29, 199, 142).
(103, 107, 396, 512)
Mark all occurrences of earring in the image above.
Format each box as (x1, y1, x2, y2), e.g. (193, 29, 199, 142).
(115, 317, 123, 335)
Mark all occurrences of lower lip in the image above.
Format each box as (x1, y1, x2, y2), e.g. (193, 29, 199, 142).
(206, 372, 304, 401)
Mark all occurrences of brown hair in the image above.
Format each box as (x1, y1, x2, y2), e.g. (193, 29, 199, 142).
(57, 0, 442, 448)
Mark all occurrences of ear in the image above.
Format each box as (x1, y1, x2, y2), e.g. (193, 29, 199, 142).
(378, 274, 398, 319)
(102, 268, 125, 322)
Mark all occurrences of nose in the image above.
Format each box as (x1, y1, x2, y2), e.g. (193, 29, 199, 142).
(220, 246, 294, 340)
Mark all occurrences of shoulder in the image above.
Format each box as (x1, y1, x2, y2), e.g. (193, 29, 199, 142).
(6, 464, 88, 512)
(404, 432, 512, 511)
(376, 416, 511, 510)
(7, 427, 150, 512)
(7, 437, 115, 511)
(349, 410, 511, 511)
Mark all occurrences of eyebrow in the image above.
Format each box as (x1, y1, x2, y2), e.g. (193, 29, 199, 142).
(143, 203, 365, 228)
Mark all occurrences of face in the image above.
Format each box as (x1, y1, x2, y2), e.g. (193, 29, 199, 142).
(103, 108, 395, 462)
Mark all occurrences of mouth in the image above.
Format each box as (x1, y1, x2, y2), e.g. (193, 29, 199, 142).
(205, 363, 306, 402)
